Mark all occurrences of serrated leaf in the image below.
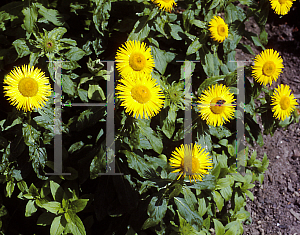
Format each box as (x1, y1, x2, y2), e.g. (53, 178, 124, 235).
(65, 47, 86, 61)
(22, 6, 38, 33)
(187, 39, 202, 55)
(220, 186, 232, 201)
(50, 215, 65, 235)
(128, 16, 150, 42)
(42, 201, 62, 215)
(36, 4, 64, 26)
(142, 196, 167, 230)
(213, 219, 225, 235)
(169, 23, 184, 40)
(50, 181, 64, 202)
(71, 199, 89, 213)
(212, 191, 224, 211)
(123, 150, 151, 177)
(174, 197, 203, 231)
(12, 39, 31, 58)
(25, 200, 37, 217)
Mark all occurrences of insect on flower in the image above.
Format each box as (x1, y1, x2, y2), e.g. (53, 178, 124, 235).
(215, 99, 226, 106)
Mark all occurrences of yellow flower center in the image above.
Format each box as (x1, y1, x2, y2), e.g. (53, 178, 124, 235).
(217, 25, 227, 36)
(262, 61, 276, 76)
(278, 0, 287, 4)
(280, 96, 290, 110)
(18, 77, 39, 97)
(210, 97, 225, 114)
(129, 52, 146, 71)
(131, 85, 151, 104)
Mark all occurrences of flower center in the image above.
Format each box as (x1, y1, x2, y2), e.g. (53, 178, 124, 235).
(129, 52, 146, 71)
(217, 25, 227, 36)
(18, 77, 39, 97)
(278, 0, 287, 4)
(131, 85, 151, 104)
(47, 41, 53, 48)
(280, 96, 290, 110)
(210, 97, 226, 114)
(262, 61, 276, 76)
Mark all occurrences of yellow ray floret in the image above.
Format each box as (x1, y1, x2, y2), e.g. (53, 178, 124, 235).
(115, 40, 155, 80)
(151, 0, 177, 13)
(271, 84, 298, 121)
(208, 16, 229, 43)
(3, 65, 52, 112)
(116, 74, 165, 119)
(252, 49, 284, 86)
(198, 84, 236, 127)
(269, 0, 295, 15)
(169, 143, 213, 183)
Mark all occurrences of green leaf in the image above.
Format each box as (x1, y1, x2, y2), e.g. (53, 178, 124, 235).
(142, 196, 167, 230)
(37, 212, 56, 226)
(62, 74, 76, 96)
(234, 192, 245, 213)
(12, 39, 31, 58)
(70, 199, 89, 213)
(22, 6, 38, 33)
(25, 200, 37, 217)
(36, 3, 64, 26)
(191, 19, 206, 28)
(88, 84, 105, 101)
(213, 219, 225, 235)
(65, 211, 86, 235)
(212, 191, 224, 211)
(138, 120, 163, 154)
(224, 221, 243, 235)
(227, 144, 235, 156)
(50, 215, 66, 235)
(128, 16, 150, 42)
(123, 150, 151, 177)
(209, 126, 231, 139)
(48, 27, 67, 41)
(182, 186, 197, 210)
(68, 141, 84, 154)
(174, 197, 203, 231)
(17, 180, 28, 192)
(209, 0, 220, 10)
(6, 180, 15, 198)
(169, 23, 184, 40)
(150, 46, 175, 75)
(245, 190, 254, 201)
(42, 201, 62, 215)
(220, 186, 232, 201)
(50, 181, 64, 202)
(197, 198, 207, 217)
(251, 36, 266, 50)
(197, 75, 225, 95)
(187, 39, 202, 56)
(65, 47, 86, 61)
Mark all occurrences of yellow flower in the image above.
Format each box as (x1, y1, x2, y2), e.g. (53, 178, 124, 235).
(116, 74, 165, 119)
(208, 16, 228, 43)
(197, 84, 236, 127)
(271, 84, 298, 121)
(269, 0, 295, 15)
(3, 65, 52, 112)
(151, 0, 176, 13)
(115, 40, 155, 80)
(169, 143, 213, 183)
(252, 49, 284, 86)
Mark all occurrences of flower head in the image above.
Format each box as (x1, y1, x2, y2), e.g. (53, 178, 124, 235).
(115, 40, 155, 80)
(151, 0, 177, 13)
(3, 65, 52, 112)
(197, 84, 236, 126)
(208, 16, 228, 43)
(271, 84, 298, 121)
(116, 74, 165, 119)
(169, 143, 213, 183)
(252, 49, 284, 86)
(166, 81, 185, 110)
(269, 0, 295, 15)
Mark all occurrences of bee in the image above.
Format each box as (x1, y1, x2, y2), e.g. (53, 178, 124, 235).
(215, 99, 226, 106)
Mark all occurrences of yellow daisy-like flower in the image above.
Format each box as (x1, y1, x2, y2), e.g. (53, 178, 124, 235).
(252, 49, 284, 86)
(269, 0, 295, 15)
(169, 143, 213, 183)
(208, 16, 229, 43)
(115, 40, 155, 80)
(151, 0, 176, 13)
(116, 74, 165, 119)
(197, 84, 236, 127)
(271, 84, 298, 121)
(3, 65, 52, 112)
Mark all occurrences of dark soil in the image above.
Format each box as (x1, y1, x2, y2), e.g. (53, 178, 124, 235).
(236, 2, 300, 234)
